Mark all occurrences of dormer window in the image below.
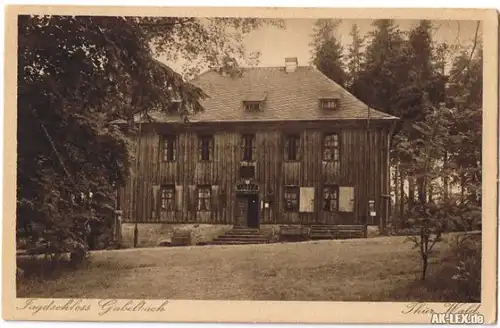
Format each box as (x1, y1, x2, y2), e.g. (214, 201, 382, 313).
(319, 91, 341, 110)
(243, 101, 262, 111)
(320, 98, 340, 110)
(243, 92, 267, 111)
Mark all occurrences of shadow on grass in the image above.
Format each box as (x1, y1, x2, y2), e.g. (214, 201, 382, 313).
(384, 239, 481, 303)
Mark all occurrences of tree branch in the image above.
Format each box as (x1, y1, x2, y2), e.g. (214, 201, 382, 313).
(36, 116, 76, 186)
(449, 21, 480, 80)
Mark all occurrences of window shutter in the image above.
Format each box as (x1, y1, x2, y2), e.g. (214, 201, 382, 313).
(209, 137, 214, 161)
(197, 138, 202, 161)
(152, 185, 161, 220)
(240, 136, 245, 161)
(172, 138, 177, 161)
(339, 186, 355, 212)
(299, 187, 315, 212)
(296, 137, 301, 160)
(284, 138, 289, 161)
(188, 185, 197, 212)
(175, 185, 183, 211)
(211, 185, 219, 213)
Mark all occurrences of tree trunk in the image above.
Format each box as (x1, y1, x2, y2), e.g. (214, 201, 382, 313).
(460, 173, 466, 204)
(399, 170, 405, 227)
(417, 177, 426, 204)
(422, 253, 428, 280)
(394, 163, 400, 218)
(408, 177, 415, 208)
(443, 151, 449, 201)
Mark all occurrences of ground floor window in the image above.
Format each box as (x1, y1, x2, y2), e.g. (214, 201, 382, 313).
(323, 185, 339, 212)
(161, 185, 175, 211)
(197, 185, 211, 211)
(284, 186, 299, 211)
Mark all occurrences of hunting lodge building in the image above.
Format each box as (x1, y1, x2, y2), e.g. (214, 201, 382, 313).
(117, 58, 399, 233)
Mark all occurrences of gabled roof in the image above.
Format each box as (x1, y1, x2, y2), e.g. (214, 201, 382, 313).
(136, 66, 399, 123)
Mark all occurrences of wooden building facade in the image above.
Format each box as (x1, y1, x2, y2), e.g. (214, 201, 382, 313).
(117, 58, 399, 230)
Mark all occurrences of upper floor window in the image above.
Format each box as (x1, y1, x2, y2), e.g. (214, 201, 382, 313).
(161, 185, 175, 211)
(284, 186, 299, 212)
(323, 185, 339, 212)
(323, 133, 340, 163)
(198, 135, 214, 161)
(162, 135, 177, 162)
(197, 185, 211, 211)
(241, 134, 256, 161)
(284, 134, 300, 161)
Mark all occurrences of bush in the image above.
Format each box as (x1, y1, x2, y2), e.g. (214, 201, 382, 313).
(448, 233, 481, 301)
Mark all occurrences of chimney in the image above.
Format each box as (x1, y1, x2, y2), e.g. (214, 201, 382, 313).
(285, 57, 298, 73)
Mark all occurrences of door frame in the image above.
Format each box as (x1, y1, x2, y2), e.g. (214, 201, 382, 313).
(235, 191, 260, 228)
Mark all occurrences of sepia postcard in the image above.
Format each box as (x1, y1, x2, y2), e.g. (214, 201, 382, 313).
(2, 5, 499, 325)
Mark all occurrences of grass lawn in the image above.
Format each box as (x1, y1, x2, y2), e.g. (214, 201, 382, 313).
(17, 235, 478, 301)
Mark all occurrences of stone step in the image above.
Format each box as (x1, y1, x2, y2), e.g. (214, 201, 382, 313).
(310, 233, 364, 239)
(218, 234, 266, 239)
(310, 225, 364, 230)
(229, 229, 261, 233)
(213, 237, 268, 243)
(225, 230, 261, 236)
(211, 240, 267, 245)
(212, 226, 270, 245)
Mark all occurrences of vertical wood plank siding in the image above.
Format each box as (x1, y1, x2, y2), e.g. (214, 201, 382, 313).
(118, 124, 391, 225)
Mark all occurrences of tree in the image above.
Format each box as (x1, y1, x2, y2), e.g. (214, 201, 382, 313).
(345, 24, 365, 90)
(17, 15, 279, 258)
(404, 100, 451, 280)
(445, 43, 482, 205)
(310, 19, 347, 87)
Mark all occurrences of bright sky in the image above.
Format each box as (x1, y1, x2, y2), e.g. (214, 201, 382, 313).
(162, 19, 481, 76)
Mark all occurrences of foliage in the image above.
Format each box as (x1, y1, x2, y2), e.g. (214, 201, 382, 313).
(17, 15, 276, 258)
(345, 24, 365, 89)
(350, 19, 409, 118)
(448, 233, 481, 301)
(310, 19, 347, 87)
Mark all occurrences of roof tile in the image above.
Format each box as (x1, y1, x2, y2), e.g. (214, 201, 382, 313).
(141, 66, 399, 123)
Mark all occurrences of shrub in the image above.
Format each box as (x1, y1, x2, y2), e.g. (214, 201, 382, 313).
(448, 232, 481, 301)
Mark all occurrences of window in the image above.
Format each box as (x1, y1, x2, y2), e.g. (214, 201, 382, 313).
(323, 133, 340, 162)
(240, 165, 255, 179)
(198, 135, 214, 161)
(320, 99, 339, 110)
(197, 186, 211, 211)
(241, 134, 256, 161)
(243, 101, 262, 111)
(284, 135, 300, 161)
(162, 135, 177, 162)
(284, 186, 299, 211)
(161, 185, 175, 211)
(323, 185, 339, 212)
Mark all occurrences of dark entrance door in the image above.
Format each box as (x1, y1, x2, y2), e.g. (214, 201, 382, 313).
(247, 194, 259, 228)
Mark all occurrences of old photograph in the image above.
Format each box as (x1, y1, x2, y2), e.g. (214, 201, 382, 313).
(6, 7, 497, 323)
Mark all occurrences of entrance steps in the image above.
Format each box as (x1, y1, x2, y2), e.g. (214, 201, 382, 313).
(211, 227, 269, 245)
(309, 224, 366, 240)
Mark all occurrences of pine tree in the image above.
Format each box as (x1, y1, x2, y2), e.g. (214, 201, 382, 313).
(310, 19, 347, 87)
(351, 19, 407, 117)
(345, 24, 365, 90)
